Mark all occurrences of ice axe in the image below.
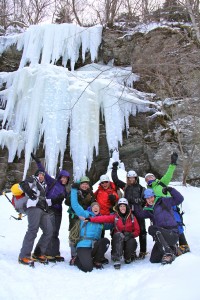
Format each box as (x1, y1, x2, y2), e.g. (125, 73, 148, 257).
(1, 191, 23, 220)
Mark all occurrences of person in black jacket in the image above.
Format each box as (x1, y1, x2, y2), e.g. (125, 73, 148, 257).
(111, 162, 146, 259)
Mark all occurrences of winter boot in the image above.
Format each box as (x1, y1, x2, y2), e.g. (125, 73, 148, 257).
(45, 255, 57, 263)
(18, 257, 35, 267)
(69, 256, 77, 266)
(124, 258, 132, 264)
(179, 244, 190, 254)
(93, 261, 104, 269)
(55, 255, 65, 262)
(138, 252, 148, 260)
(32, 254, 49, 264)
(161, 253, 175, 265)
(114, 261, 121, 269)
(99, 257, 109, 264)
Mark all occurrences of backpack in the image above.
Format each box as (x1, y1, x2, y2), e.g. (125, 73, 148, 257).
(10, 183, 28, 214)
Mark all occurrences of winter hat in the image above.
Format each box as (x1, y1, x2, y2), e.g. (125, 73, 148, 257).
(127, 170, 137, 178)
(118, 198, 129, 206)
(91, 202, 100, 209)
(144, 189, 155, 199)
(80, 176, 90, 183)
(100, 174, 110, 183)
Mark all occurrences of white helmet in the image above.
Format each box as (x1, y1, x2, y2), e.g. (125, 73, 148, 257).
(127, 170, 137, 178)
(118, 198, 129, 206)
(145, 173, 155, 179)
(99, 174, 110, 183)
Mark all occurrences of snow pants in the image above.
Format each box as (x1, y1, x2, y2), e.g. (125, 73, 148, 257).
(44, 209, 62, 256)
(111, 232, 137, 261)
(19, 207, 53, 258)
(76, 237, 110, 272)
(137, 217, 147, 253)
(148, 225, 179, 263)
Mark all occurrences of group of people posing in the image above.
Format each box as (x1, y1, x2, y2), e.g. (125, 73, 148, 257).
(13, 151, 190, 271)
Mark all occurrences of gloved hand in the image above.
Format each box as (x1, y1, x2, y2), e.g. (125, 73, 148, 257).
(27, 189, 37, 200)
(84, 218, 91, 222)
(171, 152, 178, 165)
(51, 194, 65, 205)
(123, 232, 133, 242)
(162, 186, 173, 195)
(134, 198, 142, 204)
(31, 152, 41, 163)
(108, 194, 116, 206)
(112, 161, 119, 170)
(71, 182, 80, 189)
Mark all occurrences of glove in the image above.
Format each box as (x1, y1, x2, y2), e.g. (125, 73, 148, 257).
(171, 152, 178, 165)
(108, 194, 116, 206)
(123, 232, 133, 242)
(31, 152, 41, 163)
(84, 218, 91, 222)
(162, 186, 173, 195)
(27, 189, 37, 200)
(51, 194, 65, 205)
(71, 182, 80, 189)
(112, 161, 119, 170)
(134, 198, 142, 204)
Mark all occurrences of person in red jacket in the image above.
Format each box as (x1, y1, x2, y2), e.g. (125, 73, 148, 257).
(85, 198, 140, 269)
(94, 174, 119, 216)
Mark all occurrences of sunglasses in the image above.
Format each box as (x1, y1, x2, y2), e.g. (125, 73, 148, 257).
(101, 181, 109, 184)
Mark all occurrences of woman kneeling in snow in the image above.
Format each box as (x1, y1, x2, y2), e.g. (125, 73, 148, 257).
(84, 198, 140, 269)
(70, 188, 110, 272)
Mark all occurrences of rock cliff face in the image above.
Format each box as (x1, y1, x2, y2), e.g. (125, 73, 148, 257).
(0, 24, 200, 189)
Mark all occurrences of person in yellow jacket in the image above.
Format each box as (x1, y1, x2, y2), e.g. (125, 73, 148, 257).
(144, 152, 190, 255)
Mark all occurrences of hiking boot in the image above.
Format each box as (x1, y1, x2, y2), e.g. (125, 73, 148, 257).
(18, 257, 34, 267)
(45, 255, 57, 263)
(99, 257, 109, 264)
(137, 252, 148, 260)
(69, 256, 77, 266)
(55, 255, 65, 262)
(124, 258, 132, 264)
(93, 261, 104, 269)
(114, 262, 121, 269)
(179, 244, 190, 254)
(32, 254, 49, 264)
(131, 252, 137, 261)
(161, 253, 175, 265)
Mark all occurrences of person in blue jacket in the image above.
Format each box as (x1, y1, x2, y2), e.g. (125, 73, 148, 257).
(134, 187, 184, 265)
(71, 187, 110, 272)
(31, 153, 70, 262)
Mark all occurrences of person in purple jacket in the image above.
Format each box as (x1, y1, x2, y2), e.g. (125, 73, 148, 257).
(31, 153, 70, 262)
(134, 186, 184, 265)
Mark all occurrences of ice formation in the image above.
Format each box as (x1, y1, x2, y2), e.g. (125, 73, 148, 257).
(0, 24, 154, 180)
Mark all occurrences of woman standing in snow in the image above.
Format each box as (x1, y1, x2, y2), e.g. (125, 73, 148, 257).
(70, 187, 110, 272)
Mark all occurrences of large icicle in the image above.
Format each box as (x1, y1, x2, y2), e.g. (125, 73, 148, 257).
(0, 63, 154, 179)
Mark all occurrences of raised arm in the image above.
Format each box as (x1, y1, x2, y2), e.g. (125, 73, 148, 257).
(71, 188, 88, 218)
(111, 162, 126, 189)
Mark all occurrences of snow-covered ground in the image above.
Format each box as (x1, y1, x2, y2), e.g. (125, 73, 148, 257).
(0, 178, 200, 300)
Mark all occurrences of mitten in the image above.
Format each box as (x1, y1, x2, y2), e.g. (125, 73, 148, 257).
(28, 189, 37, 200)
(71, 182, 80, 189)
(162, 186, 173, 195)
(171, 152, 178, 165)
(31, 152, 41, 163)
(112, 161, 119, 170)
(84, 218, 91, 222)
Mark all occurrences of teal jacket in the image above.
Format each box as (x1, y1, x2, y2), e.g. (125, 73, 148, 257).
(148, 164, 176, 197)
(71, 188, 105, 248)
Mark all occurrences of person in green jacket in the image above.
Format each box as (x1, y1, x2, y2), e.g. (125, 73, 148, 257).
(144, 152, 190, 255)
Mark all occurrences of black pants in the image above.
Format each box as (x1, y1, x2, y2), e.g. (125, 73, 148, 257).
(111, 232, 137, 261)
(45, 210, 62, 256)
(138, 218, 147, 253)
(148, 225, 179, 263)
(76, 238, 110, 272)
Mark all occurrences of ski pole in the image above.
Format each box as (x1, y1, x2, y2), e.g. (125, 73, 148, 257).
(2, 191, 23, 220)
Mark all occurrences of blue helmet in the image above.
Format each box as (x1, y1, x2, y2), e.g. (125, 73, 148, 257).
(144, 189, 155, 199)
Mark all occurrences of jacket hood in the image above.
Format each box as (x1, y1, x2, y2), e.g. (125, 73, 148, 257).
(58, 170, 70, 179)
